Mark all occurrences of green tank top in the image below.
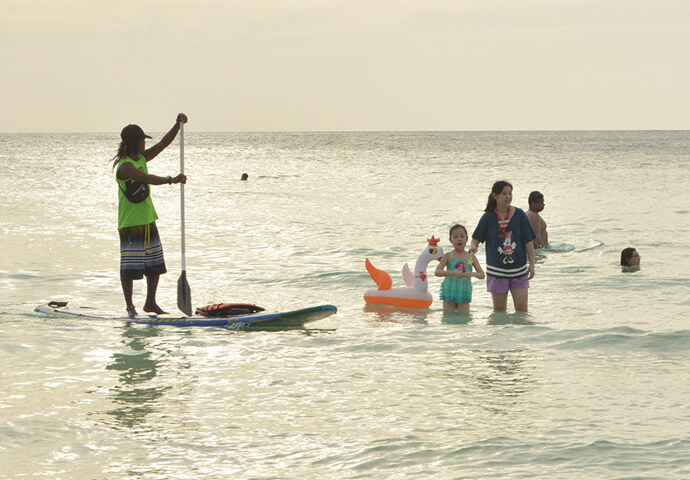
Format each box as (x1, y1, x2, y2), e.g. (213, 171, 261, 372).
(116, 155, 158, 229)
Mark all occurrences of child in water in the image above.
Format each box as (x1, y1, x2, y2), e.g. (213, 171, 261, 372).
(435, 224, 485, 313)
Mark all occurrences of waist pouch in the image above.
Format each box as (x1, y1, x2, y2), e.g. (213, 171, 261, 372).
(120, 180, 150, 203)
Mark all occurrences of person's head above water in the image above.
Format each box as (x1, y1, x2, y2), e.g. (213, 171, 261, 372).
(528, 191, 545, 212)
(620, 247, 640, 267)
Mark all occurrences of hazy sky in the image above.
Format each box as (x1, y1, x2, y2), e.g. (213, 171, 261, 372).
(2, 0, 689, 132)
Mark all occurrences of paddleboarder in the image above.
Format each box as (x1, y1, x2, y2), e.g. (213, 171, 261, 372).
(111, 113, 188, 316)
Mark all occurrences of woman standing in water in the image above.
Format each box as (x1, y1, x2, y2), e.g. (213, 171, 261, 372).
(111, 113, 188, 316)
(470, 181, 536, 312)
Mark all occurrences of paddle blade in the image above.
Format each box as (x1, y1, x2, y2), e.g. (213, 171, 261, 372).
(177, 271, 192, 316)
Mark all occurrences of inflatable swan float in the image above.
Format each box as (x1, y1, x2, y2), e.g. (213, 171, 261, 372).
(364, 237, 444, 309)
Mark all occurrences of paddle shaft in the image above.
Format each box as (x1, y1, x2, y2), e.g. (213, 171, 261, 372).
(179, 122, 186, 271)
(177, 120, 192, 315)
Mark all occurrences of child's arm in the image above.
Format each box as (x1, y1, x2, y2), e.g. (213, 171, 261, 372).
(470, 253, 485, 279)
(435, 254, 452, 277)
(470, 238, 481, 254)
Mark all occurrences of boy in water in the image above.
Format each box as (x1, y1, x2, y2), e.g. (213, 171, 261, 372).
(526, 191, 549, 249)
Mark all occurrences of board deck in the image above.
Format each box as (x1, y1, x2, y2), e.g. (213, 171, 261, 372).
(34, 303, 337, 328)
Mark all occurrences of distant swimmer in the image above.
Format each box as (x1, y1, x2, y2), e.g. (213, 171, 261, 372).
(620, 247, 641, 271)
(526, 191, 549, 249)
(241, 173, 249, 181)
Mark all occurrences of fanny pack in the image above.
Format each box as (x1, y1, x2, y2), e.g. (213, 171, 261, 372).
(119, 180, 150, 203)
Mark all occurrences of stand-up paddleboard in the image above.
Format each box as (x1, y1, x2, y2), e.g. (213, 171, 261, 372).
(34, 302, 337, 328)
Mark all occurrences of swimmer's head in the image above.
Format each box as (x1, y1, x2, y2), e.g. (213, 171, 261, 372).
(620, 247, 640, 266)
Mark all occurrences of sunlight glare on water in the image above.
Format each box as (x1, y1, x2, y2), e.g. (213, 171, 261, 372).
(1, 131, 689, 479)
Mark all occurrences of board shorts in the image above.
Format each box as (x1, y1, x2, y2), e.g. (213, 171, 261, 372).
(119, 222, 167, 280)
(486, 274, 529, 294)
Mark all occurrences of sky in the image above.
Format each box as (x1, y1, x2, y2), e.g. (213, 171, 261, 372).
(1, 0, 689, 132)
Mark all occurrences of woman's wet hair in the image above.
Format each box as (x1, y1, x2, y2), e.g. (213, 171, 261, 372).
(620, 247, 636, 266)
(485, 180, 513, 212)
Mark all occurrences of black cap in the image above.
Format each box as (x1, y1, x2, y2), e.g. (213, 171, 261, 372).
(121, 124, 152, 143)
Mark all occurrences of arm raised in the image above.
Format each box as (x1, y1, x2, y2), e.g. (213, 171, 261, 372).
(144, 113, 188, 161)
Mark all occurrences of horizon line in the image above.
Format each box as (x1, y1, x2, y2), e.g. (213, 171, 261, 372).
(1, 128, 689, 135)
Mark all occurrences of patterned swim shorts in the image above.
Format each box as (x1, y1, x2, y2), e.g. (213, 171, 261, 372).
(119, 222, 167, 280)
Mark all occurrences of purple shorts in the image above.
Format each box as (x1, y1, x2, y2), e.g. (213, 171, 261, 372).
(486, 274, 529, 294)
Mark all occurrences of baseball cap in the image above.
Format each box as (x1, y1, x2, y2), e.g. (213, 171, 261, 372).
(121, 124, 152, 143)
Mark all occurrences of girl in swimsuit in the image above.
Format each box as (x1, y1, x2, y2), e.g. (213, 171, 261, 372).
(435, 224, 485, 313)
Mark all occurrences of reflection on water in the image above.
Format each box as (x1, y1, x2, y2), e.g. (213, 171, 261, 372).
(441, 311, 472, 325)
(434, 337, 535, 419)
(472, 348, 533, 398)
(622, 265, 641, 274)
(362, 304, 430, 324)
(363, 306, 536, 326)
(441, 348, 533, 398)
(105, 327, 168, 429)
(487, 311, 536, 325)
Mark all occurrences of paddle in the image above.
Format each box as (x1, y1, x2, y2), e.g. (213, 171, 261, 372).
(177, 121, 193, 315)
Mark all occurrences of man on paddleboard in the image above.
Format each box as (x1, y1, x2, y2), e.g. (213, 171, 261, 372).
(110, 113, 188, 316)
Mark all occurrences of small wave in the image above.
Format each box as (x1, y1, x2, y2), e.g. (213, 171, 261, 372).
(0, 271, 43, 280)
(543, 242, 576, 253)
(576, 240, 604, 253)
(335, 435, 690, 477)
(477, 436, 689, 472)
(550, 327, 690, 354)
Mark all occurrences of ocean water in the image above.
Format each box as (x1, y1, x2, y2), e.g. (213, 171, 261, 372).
(1, 130, 689, 479)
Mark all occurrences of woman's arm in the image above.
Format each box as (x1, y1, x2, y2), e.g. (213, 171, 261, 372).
(525, 240, 535, 279)
(117, 162, 186, 185)
(144, 113, 188, 161)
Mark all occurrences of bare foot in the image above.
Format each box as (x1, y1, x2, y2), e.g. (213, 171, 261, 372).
(126, 305, 138, 316)
(143, 304, 168, 315)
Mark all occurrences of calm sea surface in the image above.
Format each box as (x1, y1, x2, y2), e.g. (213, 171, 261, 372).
(1, 131, 689, 479)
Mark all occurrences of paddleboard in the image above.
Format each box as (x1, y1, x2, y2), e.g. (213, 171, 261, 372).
(34, 302, 337, 328)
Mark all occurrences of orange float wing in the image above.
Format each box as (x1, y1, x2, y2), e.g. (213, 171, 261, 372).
(365, 258, 392, 290)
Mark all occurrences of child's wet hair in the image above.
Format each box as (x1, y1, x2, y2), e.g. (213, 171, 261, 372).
(449, 224, 468, 239)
